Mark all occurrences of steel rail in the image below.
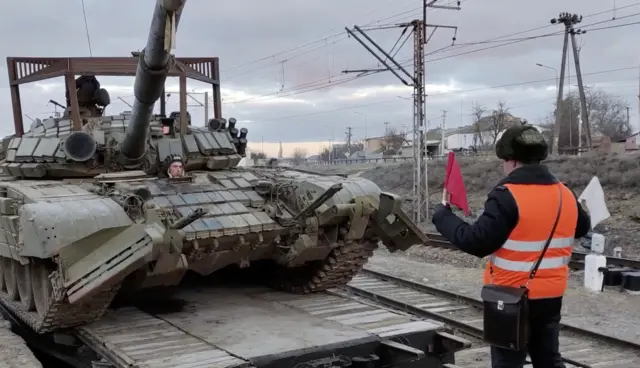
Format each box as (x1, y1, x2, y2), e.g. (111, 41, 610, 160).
(423, 232, 640, 270)
(347, 267, 640, 366)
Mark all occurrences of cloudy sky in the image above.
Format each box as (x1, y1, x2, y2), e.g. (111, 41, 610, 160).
(1, 0, 639, 156)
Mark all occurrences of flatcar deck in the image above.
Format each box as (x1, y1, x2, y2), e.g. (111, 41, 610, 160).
(75, 286, 470, 368)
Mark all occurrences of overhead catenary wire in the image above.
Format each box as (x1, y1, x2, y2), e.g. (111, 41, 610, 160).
(223, 15, 639, 106)
(222, 0, 462, 79)
(221, 0, 427, 73)
(222, 1, 639, 80)
(391, 11, 640, 69)
(224, 5, 640, 107)
(244, 65, 639, 123)
(80, 0, 93, 56)
(106, 10, 638, 109)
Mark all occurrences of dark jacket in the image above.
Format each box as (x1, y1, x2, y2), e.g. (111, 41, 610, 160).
(432, 164, 591, 258)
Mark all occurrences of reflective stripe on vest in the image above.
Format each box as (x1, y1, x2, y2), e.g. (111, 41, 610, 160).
(483, 182, 578, 299)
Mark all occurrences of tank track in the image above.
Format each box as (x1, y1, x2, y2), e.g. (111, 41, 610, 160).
(272, 240, 376, 294)
(0, 257, 120, 333)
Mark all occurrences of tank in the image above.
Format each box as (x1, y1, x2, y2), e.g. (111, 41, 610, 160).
(0, 0, 428, 334)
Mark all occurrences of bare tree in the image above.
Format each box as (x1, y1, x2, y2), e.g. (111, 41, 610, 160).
(331, 140, 364, 160)
(292, 147, 308, 165)
(537, 113, 556, 151)
(379, 128, 407, 156)
(553, 89, 631, 153)
(319, 147, 331, 163)
(470, 104, 486, 147)
(488, 101, 510, 146)
(586, 90, 631, 141)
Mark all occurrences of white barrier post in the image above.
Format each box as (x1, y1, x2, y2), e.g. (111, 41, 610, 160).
(584, 233, 607, 292)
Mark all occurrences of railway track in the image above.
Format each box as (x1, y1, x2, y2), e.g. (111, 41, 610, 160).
(344, 268, 640, 368)
(424, 232, 640, 270)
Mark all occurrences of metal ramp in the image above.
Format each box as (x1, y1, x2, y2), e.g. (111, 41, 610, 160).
(76, 286, 458, 368)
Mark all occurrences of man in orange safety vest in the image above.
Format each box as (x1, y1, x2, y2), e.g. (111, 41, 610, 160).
(432, 125, 590, 367)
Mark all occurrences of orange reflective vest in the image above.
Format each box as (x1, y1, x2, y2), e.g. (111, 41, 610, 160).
(483, 182, 578, 299)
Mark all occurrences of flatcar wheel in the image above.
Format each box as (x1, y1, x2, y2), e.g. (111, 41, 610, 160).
(3, 258, 19, 300)
(17, 262, 35, 311)
(0, 258, 4, 291)
(31, 262, 53, 317)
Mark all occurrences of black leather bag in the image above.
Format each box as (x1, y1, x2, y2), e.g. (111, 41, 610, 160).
(480, 185, 563, 351)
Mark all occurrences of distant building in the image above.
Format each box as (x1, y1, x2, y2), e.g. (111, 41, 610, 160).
(444, 114, 534, 150)
(306, 154, 322, 163)
(363, 136, 386, 154)
(401, 140, 442, 158)
(623, 131, 640, 151)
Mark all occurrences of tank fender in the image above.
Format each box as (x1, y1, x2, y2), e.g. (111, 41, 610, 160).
(59, 221, 166, 304)
(371, 192, 430, 252)
(18, 198, 134, 259)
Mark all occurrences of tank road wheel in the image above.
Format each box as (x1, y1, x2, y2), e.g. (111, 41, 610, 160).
(31, 261, 54, 317)
(3, 258, 19, 300)
(16, 262, 35, 311)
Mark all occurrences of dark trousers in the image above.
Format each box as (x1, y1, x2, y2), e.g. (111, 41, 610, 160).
(490, 297, 565, 368)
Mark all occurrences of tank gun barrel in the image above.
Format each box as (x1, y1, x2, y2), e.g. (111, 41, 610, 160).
(120, 0, 187, 165)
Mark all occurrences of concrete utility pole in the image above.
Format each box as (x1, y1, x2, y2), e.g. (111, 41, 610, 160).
(637, 64, 640, 131)
(441, 110, 447, 155)
(551, 16, 571, 155)
(551, 13, 591, 154)
(345, 126, 353, 156)
(569, 27, 591, 150)
(353, 112, 367, 151)
(343, 0, 460, 222)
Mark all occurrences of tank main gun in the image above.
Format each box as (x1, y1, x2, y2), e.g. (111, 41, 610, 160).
(119, 0, 187, 166)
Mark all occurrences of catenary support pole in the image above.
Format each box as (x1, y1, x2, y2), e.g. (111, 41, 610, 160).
(413, 19, 427, 222)
(344, 1, 459, 222)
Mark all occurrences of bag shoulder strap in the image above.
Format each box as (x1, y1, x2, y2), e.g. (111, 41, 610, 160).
(528, 184, 564, 280)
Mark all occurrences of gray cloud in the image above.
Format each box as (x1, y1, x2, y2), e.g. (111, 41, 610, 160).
(1, 0, 638, 154)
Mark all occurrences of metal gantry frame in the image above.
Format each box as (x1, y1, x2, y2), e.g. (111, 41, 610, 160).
(6, 56, 222, 137)
(343, 0, 460, 222)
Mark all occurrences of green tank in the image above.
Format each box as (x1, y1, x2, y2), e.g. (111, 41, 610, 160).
(0, 0, 427, 333)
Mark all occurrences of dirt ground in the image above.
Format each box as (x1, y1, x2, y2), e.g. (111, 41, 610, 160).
(303, 152, 640, 260)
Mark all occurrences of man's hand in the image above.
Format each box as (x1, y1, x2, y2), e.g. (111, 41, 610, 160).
(442, 188, 450, 206)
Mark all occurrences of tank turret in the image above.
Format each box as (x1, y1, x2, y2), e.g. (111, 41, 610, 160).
(120, 0, 186, 166)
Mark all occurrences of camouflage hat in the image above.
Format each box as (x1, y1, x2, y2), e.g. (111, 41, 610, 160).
(495, 125, 548, 162)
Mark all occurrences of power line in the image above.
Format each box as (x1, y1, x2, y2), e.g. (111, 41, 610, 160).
(417, 3, 640, 59)
(226, 63, 638, 112)
(224, 15, 638, 106)
(374, 12, 640, 71)
(248, 65, 638, 123)
(226, 2, 639, 82)
(222, 0, 464, 78)
(80, 0, 93, 56)
(221, 1, 425, 73)
(224, 2, 639, 96)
